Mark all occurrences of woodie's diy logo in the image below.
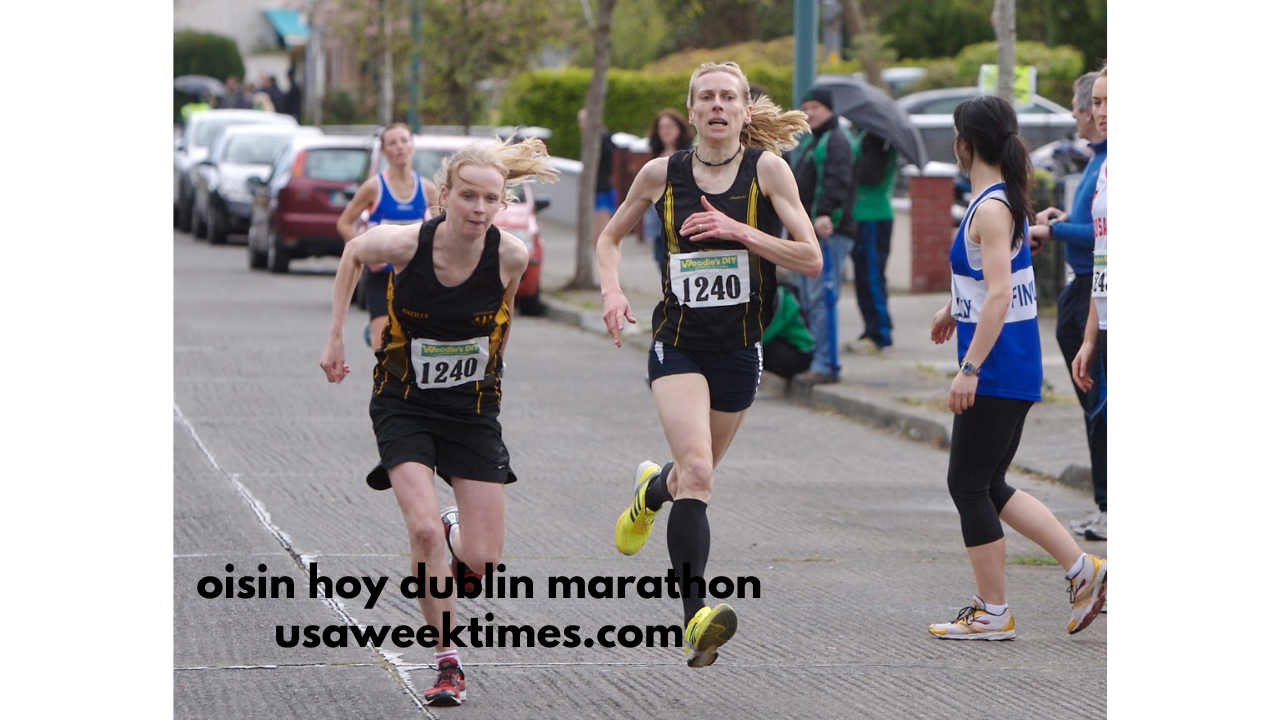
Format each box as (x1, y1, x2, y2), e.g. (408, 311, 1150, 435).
(420, 342, 481, 357)
(679, 255, 739, 272)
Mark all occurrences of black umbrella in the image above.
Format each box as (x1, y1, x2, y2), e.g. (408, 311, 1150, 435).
(174, 74, 226, 98)
(811, 77, 928, 168)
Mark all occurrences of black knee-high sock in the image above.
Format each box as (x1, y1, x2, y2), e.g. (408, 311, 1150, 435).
(667, 498, 710, 625)
(644, 462, 674, 511)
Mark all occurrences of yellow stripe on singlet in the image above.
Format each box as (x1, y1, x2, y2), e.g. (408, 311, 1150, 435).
(742, 180, 763, 344)
(655, 182, 680, 342)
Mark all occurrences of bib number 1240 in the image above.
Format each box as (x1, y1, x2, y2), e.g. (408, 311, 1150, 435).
(668, 250, 750, 308)
(410, 337, 489, 389)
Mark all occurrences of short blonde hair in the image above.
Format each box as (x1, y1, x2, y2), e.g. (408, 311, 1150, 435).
(686, 61, 809, 155)
(435, 136, 559, 209)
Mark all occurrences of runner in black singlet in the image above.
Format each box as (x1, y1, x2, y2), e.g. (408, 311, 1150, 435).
(597, 61, 822, 668)
(320, 138, 557, 706)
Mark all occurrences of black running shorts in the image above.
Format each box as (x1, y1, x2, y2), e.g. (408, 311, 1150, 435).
(366, 394, 516, 490)
(647, 341, 763, 413)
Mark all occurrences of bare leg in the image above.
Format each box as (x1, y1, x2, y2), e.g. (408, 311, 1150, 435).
(388, 462, 456, 644)
(966, 538, 1008, 605)
(650, 374, 749, 501)
(445, 479, 507, 572)
(998, 489, 1085, 570)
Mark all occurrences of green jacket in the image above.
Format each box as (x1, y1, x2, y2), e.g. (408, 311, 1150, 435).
(762, 287, 814, 353)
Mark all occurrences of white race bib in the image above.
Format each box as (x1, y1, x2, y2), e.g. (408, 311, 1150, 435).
(668, 250, 750, 308)
(1092, 254, 1107, 298)
(411, 337, 489, 389)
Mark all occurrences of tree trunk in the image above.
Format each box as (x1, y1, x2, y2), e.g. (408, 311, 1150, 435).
(571, 0, 616, 290)
(378, 0, 394, 125)
(992, 0, 1016, 103)
(841, 0, 883, 91)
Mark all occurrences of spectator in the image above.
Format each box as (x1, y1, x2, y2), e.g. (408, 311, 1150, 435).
(249, 82, 276, 113)
(1028, 71, 1107, 541)
(262, 75, 286, 113)
(284, 68, 303, 122)
(578, 108, 616, 251)
(790, 86, 857, 384)
(642, 108, 694, 268)
(180, 93, 211, 123)
(762, 282, 815, 380)
(1070, 64, 1108, 542)
(847, 130, 898, 353)
(222, 75, 252, 109)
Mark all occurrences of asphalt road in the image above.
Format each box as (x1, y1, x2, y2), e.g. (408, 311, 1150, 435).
(173, 229, 1105, 719)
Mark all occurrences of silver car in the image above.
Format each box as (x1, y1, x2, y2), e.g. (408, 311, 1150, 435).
(174, 109, 297, 232)
(898, 87, 1076, 168)
(192, 124, 321, 244)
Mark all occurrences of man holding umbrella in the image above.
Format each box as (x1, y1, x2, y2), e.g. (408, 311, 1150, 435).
(790, 86, 857, 384)
(808, 75, 931, 355)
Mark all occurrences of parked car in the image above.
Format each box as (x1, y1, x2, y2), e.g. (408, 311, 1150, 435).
(247, 134, 374, 273)
(174, 109, 297, 232)
(898, 86, 1077, 167)
(193, 124, 322, 245)
(369, 134, 552, 315)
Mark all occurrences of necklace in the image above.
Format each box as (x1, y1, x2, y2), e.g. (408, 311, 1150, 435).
(694, 145, 741, 167)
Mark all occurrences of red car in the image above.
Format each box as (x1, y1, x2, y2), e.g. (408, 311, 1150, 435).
(247, 134, 374, 273)
(368, 134, 551, 315)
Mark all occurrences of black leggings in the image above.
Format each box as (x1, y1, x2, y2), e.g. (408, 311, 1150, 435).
(947, 396, 1033, 547)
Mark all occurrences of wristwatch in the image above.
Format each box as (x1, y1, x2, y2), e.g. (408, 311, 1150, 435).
(960, 360, 980, 376)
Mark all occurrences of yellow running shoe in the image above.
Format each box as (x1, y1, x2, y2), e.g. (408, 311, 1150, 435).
(683, 603, 738, 667)
(614, 461, 663, 556)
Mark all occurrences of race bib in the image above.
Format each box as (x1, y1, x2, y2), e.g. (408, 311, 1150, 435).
(410, 337, 489, 389)
(668, 250, 750, 308)
(1092, 255, 1107, 298)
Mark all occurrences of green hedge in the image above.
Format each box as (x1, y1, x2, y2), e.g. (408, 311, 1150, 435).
(173, 30, 245, 124)
(498, 61, 853, 159)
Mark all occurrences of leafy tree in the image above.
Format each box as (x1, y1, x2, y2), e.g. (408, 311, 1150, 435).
(651, 0, 793, 51)
(878, 0, 994, 59)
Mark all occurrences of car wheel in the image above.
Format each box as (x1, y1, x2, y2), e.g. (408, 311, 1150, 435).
(248, 227, 269, 270)
(209, 207, 229, 245)
(516, 289, 546, 317)
(177, 191, 194, 232)
(193, 205, 209, 239)
(266, 229, 290, 273)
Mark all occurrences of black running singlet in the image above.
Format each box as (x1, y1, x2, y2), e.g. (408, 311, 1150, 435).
(372, 215, 510, 416)
(651, 147, 781, 351)
(650, 147, 778, 348)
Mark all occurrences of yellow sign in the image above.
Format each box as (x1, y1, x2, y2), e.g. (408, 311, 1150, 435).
(978, 65, 1037, 108)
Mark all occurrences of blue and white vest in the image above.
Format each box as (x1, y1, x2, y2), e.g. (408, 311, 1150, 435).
(949, 183, 1042, 402)
(368, 171, 429, 227)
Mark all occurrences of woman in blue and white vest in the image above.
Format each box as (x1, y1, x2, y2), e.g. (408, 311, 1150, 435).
(926, 95, 1107, 641)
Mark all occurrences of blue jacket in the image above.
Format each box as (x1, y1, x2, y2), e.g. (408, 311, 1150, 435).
(1053, 139, 1107, 275)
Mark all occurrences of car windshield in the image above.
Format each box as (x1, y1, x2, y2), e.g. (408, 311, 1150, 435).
(196, 119, 253, 148)
(381, 148, 525, 203)
(224, 134, 295, 165)
(305, 148, 369, 182)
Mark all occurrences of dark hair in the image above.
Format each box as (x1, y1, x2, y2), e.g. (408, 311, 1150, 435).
(647, 108, 693, 156)
(380, 122, 412, 148)
(953, 95, 1032, 246)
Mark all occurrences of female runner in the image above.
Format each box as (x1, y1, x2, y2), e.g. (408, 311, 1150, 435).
(927, 95, 1106, 640)
(598, 61, 821, 667)
(321, 137, 556, 703)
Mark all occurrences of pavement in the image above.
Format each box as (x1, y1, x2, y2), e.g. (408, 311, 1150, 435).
(534, 219, 1097, 494)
